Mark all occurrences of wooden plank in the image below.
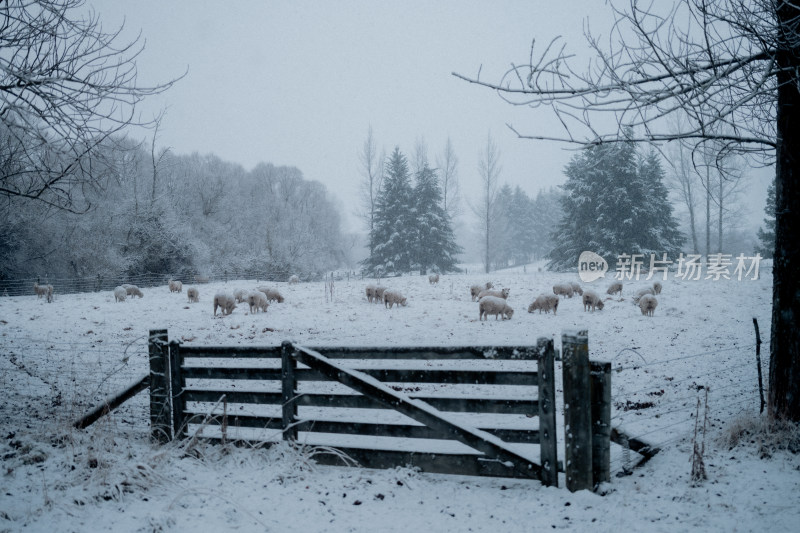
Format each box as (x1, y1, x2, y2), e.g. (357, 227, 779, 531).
(149, 329, 170, 443)
(537, 337, 559, 487)
(590, 360, 611, 486)
(74, 374, 149, 429)
(281, 341, 298, 441)
(179, 345, 282, 358)
(169, 341, 186, 439)
(291, 344, 542, 480)
(313, 346, 541, 361)
(562, 329, 592, 492)
(183, 389, 538, 414)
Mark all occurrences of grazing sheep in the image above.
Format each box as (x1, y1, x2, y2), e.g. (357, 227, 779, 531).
(527, 294, 559, 315)
(582, 290, 605, 312)
(428, 273, 440, 285)
(633, 287, 655, 304)
(653, 281, 663, 295)
(607, 282, 623, 296)
(477, 287, 510, 300)
(248, 291, 269, 313)
(257, 286, 285, 303)
(168, 279, 183, 293)
(113, 286, 127, 302)
(288, 275, 300, 284)
(383, 289, 407, 309)
(33, 282, 49, 299)
(479, 295, 514, 321)
(187, 287, 199, 303)
(569, 282, 584, 296)
(373, 286, 387, 302)
(123, 284, 143, 298)
(233, 288, 249, 303)
(365, 285, 377, 303)
(639, 294, 658, 316)
(553, 283, 575, 298)
(469, 282, 493, 301)
(213, 292, 236, 316)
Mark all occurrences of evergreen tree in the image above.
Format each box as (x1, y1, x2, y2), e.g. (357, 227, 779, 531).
(548, 141, 684, 270)
(530, 188, 563, 260)
(756, 178, 776, 258)
(362, 147, 415, 275)
(411, 164, 462, 273)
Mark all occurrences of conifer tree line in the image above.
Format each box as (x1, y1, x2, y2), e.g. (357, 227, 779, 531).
(361, 147, 462, 276)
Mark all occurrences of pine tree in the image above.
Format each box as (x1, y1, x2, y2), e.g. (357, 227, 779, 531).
(756, 178, 776, 258)
(548, 141, 684, 270)
(362, 147, 415, 275)
(411, 164, 462, 273)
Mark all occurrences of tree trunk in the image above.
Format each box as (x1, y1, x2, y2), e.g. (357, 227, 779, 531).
(705, 166, 711, 258)
(687, 183, 699, 254)
(718, 173, 723, 253)
(770, 1, 800, 422)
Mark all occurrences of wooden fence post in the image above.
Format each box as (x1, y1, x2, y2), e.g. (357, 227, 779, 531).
(281, 341, 298, 441)
(537, 337, 558, 487)
(149, 329, 171, 443)
(169, 340, 186, 439)
(562, 329, 592, 492)
(590, 360, 611, 487)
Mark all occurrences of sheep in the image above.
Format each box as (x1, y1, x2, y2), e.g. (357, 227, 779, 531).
(607, 281, 623, 296)
(123, 284, 143, 298)
(527, 294, 559, 315)
(33, 282, 49, 299)
(428, 273, 440, 285)
(233, 288, 249, 303)
(639, 294, 658, 317)
(365, 285, 377, 303)
(373, 286, 387, 303)
(257, 286, 285, 303)
(168, 279, 183, 293)
(288, 275, 300, 284)
(477, 287, 510, 300)
(653, 281, 663, 295)
(383, 289, 407, 309)
(248, 291, 269, 313)
(569, 282, 584, 296)
(213, 292, 236, 316)
(582, 290, 605, 312)
(553, 283, 575, 298)
(633, 287, 655, 304)
(187, 287, 199, 303)
(469, 282, 493, 301)
(113, 286, 127, 302)
(479, 295, 514, 321)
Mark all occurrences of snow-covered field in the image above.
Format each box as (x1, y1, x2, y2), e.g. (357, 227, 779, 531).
(1, 266, 799, 532)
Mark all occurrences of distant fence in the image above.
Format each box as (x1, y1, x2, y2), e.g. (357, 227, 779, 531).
(148, 329, 613, 490)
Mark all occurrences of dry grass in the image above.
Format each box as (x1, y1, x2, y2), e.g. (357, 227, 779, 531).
(720, 414, 800, 457)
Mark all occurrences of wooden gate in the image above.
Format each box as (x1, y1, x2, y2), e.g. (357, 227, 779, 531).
(149, 329, 609, 490)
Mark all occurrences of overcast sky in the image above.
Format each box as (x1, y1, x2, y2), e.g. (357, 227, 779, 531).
(88, 1, 771, 233)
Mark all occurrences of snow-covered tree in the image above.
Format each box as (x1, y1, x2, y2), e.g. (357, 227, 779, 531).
(412, 164, 462, 273)
(757, 178, 776, 259)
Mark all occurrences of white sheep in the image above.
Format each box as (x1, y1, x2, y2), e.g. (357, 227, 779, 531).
(527, 294, 559, 315)
(477, 287, 510, 300)
(33, 282, 49, 299)
(257, 286, 285, 303)
(428, 273, 440, 284)
(639, 294, 658, 316)
(569, 282, 584, 296)
(113, 286, 127, 302)
(633, 287, 655, 304)
(365, 285, 377, 303)
(553, 283, 575, 298)
(288, 275, 300, 284)
(213, 292, 236, 316)
(248, 291, 269, 313)
(168, 279, 183, 293)
(187, 287, 199, 303)
(123, 284, 143, 298)
(233, 288, 249, 303)
(479, 295, 514, 321)
(373, 286, 387, 303)
(653, 281, 663, 295)
(582, 290, 605, 312)
(383, 289, 407, 309)
(607, 282, 623, 296)
(469, 282, 493, 301)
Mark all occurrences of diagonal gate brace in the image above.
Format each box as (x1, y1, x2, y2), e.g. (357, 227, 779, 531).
(292, 344, 543, 480)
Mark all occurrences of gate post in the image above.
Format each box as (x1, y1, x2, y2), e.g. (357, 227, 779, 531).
(148, 329, 171, 443)
(537, 337, 558, 487)
(590, 360, 612, 487)
(562, 329, 592, 492)
(169, 340, 186, 440)
(281, 341, 298, 441)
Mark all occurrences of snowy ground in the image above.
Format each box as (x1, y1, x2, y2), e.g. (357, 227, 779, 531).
(1, 265, 799, 532)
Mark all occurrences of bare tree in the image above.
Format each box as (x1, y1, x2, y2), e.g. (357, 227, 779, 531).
(454, 0, 800, 421)
(357, 126, 384, 256)
(666, 139, 701, 254)
(436, 137, 461, 220)
(412, 136, 430, 176)
(472, 132, 502, 274)
(0, 0, 180, 212)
